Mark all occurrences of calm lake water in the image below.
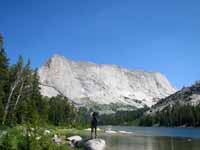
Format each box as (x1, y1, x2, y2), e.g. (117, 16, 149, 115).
(96, 126, 200, 150)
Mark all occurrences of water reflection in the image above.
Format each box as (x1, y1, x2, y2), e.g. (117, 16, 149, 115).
(97, 133, 200, 150)
(92, 126, 200, 150)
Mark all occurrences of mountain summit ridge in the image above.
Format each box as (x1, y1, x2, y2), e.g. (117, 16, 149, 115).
(38, 55, 176, 109)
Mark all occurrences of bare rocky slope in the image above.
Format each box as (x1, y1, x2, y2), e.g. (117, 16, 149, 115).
(149, 81, 200, 114)
(38, 55, 176, 112)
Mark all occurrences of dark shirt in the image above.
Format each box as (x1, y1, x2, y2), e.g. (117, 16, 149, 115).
(91, 116, 97, 127)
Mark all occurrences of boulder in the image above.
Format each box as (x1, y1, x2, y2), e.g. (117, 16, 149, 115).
(84, 139, 106, 150)
(67, 135, 82, 142)
(67, 135, 83, 147)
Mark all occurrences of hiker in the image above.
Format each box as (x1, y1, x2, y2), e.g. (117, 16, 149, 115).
(91, 112, 98, 139)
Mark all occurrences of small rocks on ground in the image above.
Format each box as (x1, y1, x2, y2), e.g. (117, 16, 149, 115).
(44, 129, 51, 135)
(52, 134, 62, 145)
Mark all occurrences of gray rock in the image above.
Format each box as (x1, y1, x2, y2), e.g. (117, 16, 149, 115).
(52, 134, 62, 145)
(67, 135, 83, 147)
(67, 135, 82, 142)
(38, 55, 176, 110)
(84, 139, 106, 150)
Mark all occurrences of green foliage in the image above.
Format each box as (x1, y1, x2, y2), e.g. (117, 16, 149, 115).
(48, 95, 78, 126)
(0, 134, 14, 150)
(0, 126, 71, 150)
(0, 127, 23, 150)
(17, 128, 62, 150)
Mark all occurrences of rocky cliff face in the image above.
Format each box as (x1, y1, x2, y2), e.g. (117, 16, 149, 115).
(38, 55, 176, 111)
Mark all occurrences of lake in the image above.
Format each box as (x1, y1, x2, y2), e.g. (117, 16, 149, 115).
(97, 126, 200, 150)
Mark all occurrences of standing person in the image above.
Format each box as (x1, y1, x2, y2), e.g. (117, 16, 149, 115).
(91, 112, 98, 139)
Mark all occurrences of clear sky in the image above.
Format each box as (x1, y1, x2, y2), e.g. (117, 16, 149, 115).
(0, 0, 200, 89)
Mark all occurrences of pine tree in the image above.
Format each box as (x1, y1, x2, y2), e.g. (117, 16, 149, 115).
(31, 69, 48, 125)
(0, 34, 9, 123)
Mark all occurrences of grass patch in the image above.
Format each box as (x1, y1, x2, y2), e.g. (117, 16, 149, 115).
(0, 125, 89, 150)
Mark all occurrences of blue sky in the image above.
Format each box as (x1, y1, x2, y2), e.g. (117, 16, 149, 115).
(0, 0, 200, 89)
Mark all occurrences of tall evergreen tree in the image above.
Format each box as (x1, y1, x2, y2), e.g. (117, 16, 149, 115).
(30, 69, 48, 125)
(0, 34, 9, 123)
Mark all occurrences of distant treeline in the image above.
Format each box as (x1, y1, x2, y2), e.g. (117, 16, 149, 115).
(98, 107, 148, 126)
(139, 103, 200, 127)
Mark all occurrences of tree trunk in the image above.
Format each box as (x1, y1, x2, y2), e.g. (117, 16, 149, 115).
(13, 80, 24, 111)
(2, 84, 17, 125)
(2, 68, 23, 125)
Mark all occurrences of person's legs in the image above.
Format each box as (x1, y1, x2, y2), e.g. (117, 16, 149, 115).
(91, 126, 94, 139)
(94, 126, 97, 138)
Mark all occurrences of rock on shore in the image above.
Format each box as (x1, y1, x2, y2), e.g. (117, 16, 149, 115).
(67, 135, 106, 150)
(84, 139, 106, 150)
